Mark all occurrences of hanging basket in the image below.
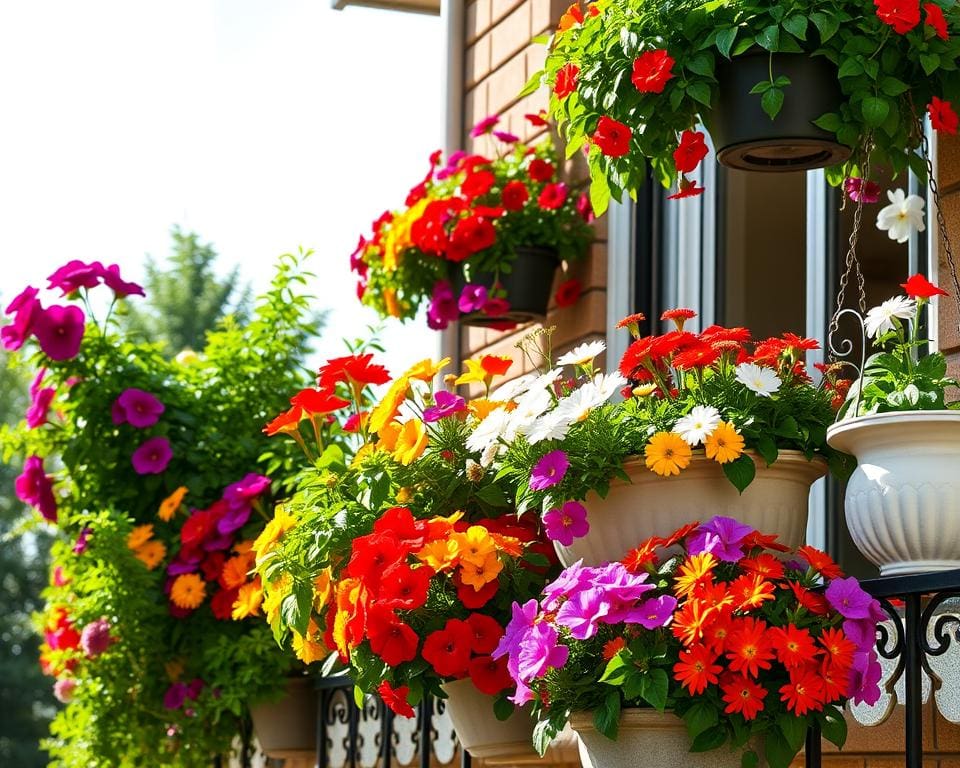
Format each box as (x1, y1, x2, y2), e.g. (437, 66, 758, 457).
(709, 52, 851, 172)
(453, 246, 559, 327)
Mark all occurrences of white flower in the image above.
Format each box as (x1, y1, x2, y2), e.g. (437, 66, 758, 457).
(507, 387, 554, 436)
(552, 372, 626, 423)
(876, 189, 925, 244)
(491, 373, 536, 403)
(864, 295, 917, 339)
(526, 411, 572, 444)
(556, 340, 606, 367)
(466, 407, 511, 453)
(735, 363, 782, 398)
(673, 405, 722, 446)
(480, 442, 501, 468)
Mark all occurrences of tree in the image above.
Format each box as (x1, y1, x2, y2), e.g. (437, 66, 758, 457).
(120, 226, 252, 354)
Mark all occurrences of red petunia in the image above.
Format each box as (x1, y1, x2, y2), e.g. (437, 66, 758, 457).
(929, 96, 959, 134)
(674, 644, 722, 695)
(902, 272, 949, 298)
(378, 562, 434, 610)
(780, 666, 826, 715)
(181, 509, 217, 548)
(554, 62, 580, 99)
(379, 680, 416, 718)
(924, 3, 949, 39)
(455, 571, 499, 608)
(555, 277, 582, 308)
(538, 182, 568, 210)
(466, 613, 504, 654)
(673, 130, 708, 174)
(769, 623, 818, 668)
(528, 158, 555, 182)
(346, 532, 407, 590)
(367, 606, 420, 667)
(501, 180, 530, 211)
(874, 0, 921, 33)
(373, 506, 430, 550)
(726, 616, 775, 678)
(525, 110, 549, 127)
(721, 674, 766, 720)
(318, 353, 391, 389)
(468, 655, 513, 695)
(592, 116, 632, 157)
(451, 215, 497, 256)
(200, 552, 227, 582)
(422, 619, 474, 677)
(631, 49, 675, 94)
(462, 170, 496, 200)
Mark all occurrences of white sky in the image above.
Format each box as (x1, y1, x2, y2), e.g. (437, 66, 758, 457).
(0, 0, 442, 375)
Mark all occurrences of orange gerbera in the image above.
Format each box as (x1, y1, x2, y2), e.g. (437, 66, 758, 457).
(702, 605, 734, 654)
(819, 627, 857, 671)
(603, 637, 627, 660)
(220, 554, 254, 590)
(134, 540, 167, 570)
(170, 573, 207, 610)
(728, 573, 776, 611)
(797, 545, 844, 579)
(671, 598, 714, 646)
(740, 529, 791, 552)
(725, 616, 775, 678)
(739, 553, 785, 580)
(127, 524, 154, 551)
(769, 623, 818, 668)
(158, 486, 188, 522)
(459, 551, 503, 591)
(780, 666, 825, 715)
(662, 521, 700, 548)
(622, 538, 661, 572)
(232, 578, 264, 620)
(721, 674, 766, 720)
(674, 553, 716, 598)
(674, 644, 722, 694)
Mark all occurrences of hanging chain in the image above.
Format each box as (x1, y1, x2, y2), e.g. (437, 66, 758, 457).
(920, 125, 960, 320)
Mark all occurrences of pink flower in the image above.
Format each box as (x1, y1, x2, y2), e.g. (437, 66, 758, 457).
(101, 264, 145, 298)
(576, 193, 594, 223)
(132, 436, 173, 475)
(423, 390, 467, 423)
(458, 283, 488, 313)
(47, 260, 105, 295)
(543, 501, 589, 546)
(32, 304, 86, 361)
(470, 115, 500, 137)
(53, 566, 70, 586)
(529, 450, 570, 491)
(482, 297, 510, 318)
(848, 649, 883, 705)
(72, 527, 93, 555)
(26, 370, 55, 429)
(113, 388, 165, 428)
(427, 280, 459, 330)
(80, 617, 114, 658)
(15, 455, 57, 522)
(844, 177, 882, 204)
(825, 576, 874, 619)
(53, 678, 77, 703)
(493, 130, 519, 143)
(1, 286, 41, 351)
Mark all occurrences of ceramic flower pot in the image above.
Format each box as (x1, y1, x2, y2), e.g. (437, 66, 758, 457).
(441, 679, 580, 766)
(826, 411, 960, 575)
(250, 676, 317, 761)
(453, 246, 559, 327)
(708, 52, 851, 172)
(554, 450, 827, 567)
(571, 709, 764, 768)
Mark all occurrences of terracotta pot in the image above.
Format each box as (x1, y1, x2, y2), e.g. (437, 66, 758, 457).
(441, 679, 580, 766)
(554, 450, 827, 567)
(827, 411, 960, 575)
(571, 709, 764, 768)
(250, 676, 317, 761)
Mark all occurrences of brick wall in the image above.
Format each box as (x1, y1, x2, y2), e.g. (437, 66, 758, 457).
(937, 132, 960, 379)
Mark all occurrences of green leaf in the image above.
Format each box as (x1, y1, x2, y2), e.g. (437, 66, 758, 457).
(778, 714, 807, 752)
(756, 25, 780, 50)
(684, 700, 719, 741)
(880, 76, 909, 96)
(354, 685, 365, 709)
(518, 69, 545, 99)
(818, 705, 848, 749)
(687, 81, 712, 106)
(589, 154, 612, 216)
(599, 652, 629, 684)
(764, 730, 797, 768)
(691, 724, 728, 752)
(810, 11, 839, 41)
(686, 53, 714, 77)
(783, 15, 808, 39)
(593, 690, 621, 740)
(533, 717, 560, 757)
(862, 96, 890, 128)
(813, 112, 842, 132)
(908, 150, 929, 182)
(722, 453, 757, 493)
(640, 668, 669, 711)
(475, 482, 508, 507)
(749, 81, 772, 94)
(732, 36, 755, 56)
(761, 87, 785, 119)
(493, 697, 514, 722)
(716, 27, 738, 58)
(742, 751, 760, 768)
(919, 353, 948, 379)
(921, 53, 940, 75)
(837, 58, 864, 78)
(755, 434, 778, 466)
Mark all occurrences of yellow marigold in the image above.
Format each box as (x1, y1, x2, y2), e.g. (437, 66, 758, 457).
(232, 577, 264, 620)
(453, 526, 497, 567)
(126, 524, 154, 551)
(468, 398, 510, 420)
(221, 554, 253, 590)
(134, 540, 167, 570)
(170, 573, 207, 610)
(404, 357, 451, 382)
(369, 376, 410, 434)
(377, 422, 401, 453)
(262, 575, 290, 626)
(252, 506, 297, 563)
(158, 486, 188, 522)
(393, 419, 428, 466)
(705, 422, 745, 464)
(313, 567, 333, 612)
(459, 551, 503, 591)
(415, 538, 460, 571)
(644, 431, 692, 477)
(292, 619, 326, 664)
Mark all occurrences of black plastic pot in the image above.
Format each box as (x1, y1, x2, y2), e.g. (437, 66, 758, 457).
(453, 246, 559, 327)
(708, 52, 851, 172)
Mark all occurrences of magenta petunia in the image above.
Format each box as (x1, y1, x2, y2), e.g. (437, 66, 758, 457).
(458, 283, 488, 313)
(616, 594, 678, 629)
(423, 390, 467, 423)
(224, 473, 271, 507)
(163, 682, 189, 710)
(101, 264, 145, 297)
(15, 455, 57, 522)
(844, 177, 882, 204)
(470, 115, 500, 138)
(80, 617, 114, 658)
(1, 286, 41, 351)
(132, 436, 173, 475)
(26, 383, 56, 429)
(529, 450, 569, 491)
(32, 304, 86, 361)
(47, 260, 105, 295)
(543, 501, 589, 546)
(493, 130, 519, 143)
(113, 388, 165, 428)
(687, 515, 754, 562)
(825, 576, 875, 619)
(847, 648, 883, 706)
(427, 280, 459, 330)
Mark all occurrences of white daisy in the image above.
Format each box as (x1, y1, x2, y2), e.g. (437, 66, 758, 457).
(526, 411, 572, 444)
(466, 407, 511, 453)
(507, 387, 554, 435)
(864, 295, 917, 339)
(735, 363, 782, 398)
(491, 373, 536, 403)
(876, 189, 926, 244)
(673, 405, 722, 446)
(556, 340, 606, 367)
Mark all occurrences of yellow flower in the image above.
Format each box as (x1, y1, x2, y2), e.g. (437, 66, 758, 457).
(415, 539, 460, 571)
(396, 486, 413, 504)
(232, 577, 264, 620)
(127, 524, 154, 551)
(252, 505, 297, 563)
(383, 288, 403, 318)
(644, 431, 692, 477)
(632, 384, 657, 397)
(134, 540, 167, 570)
(404, 357, 451, 382)
(393, 419, 428, 465)
(468, 398, 508, 421)
(170, 573, 206, 610)
(313, 567, 333, 612)
(369, 376, 410, 435)
(292, 619, 326, 664)
(674, 553, 717, 598)
(262, 575, 290, 626)
(705, 422, 745, 464)
(458, 551, 503, 591)
(158, 486, 188, 522)
(382, 198, 428, 271)
(455, 355, 512, 388)
(377, 422, 401, 453)
(453, 526, 497, 567)
(350, 442, 377, 468)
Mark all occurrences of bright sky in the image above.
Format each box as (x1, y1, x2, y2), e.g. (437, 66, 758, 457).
(0, 0, 442, 374)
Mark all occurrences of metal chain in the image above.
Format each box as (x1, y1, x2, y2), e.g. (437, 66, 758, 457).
(920, 126, 960, 318)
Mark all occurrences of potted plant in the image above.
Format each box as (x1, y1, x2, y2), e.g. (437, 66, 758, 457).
(527, 0, 960, 211)
(483, 313, 852, 566)
(255, 351, 578, 764)
(827, 272, 960, 575)
(495, 517, 885, 768)
(2, 254, 320, 767)
(351, 114, 594, 329)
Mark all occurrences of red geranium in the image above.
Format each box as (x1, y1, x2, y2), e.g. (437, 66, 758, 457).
(592, 116, 632, 157)
(468, 655, 513, 695)
(925, 2, 949, 38)
(501, 180, 529, 211)
(901, 272, 949, 298)
(673, 130, 708, 174)
(874, 0, 921, 32)
(462, 170, 496, 200)
(422, 619, 474, 677)
(538, 182, 568, 210)
(631, 49, 675, 93)
(378, 680, 416, 718)
(528, 158, 555, 182)
(450, 215, 496, 256)
(554, 62, 579, 99)
(555, 277, 582, 308)
(929, 96, 958, 134)
(367, 606, 420, 666)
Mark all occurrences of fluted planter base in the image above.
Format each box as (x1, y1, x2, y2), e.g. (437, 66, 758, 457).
(250, 676, 317, 761)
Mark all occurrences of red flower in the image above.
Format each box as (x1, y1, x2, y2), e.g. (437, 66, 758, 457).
(181, 509, 217, 548)
(379, 680, 416, 718)
(667, 177, 706, 199)
(200, 552, 227, 582)
(373, 506, 429, 550)
(728, 573, 776, 611)
(455, 571, 498, 608)
(819, 627, 857, 671)
(780, 666, 825, 715)
(465, 613, 504, 654)
(925, 3, 949, 38)
(673, 131, 708, 174)
(740, 553, 784, 580)
(422, 619, 474, 677)
(318, 353, 391, 388)
(346, 532, 406, 590)
(291, 388, 351, 415)
(555, 278, 582, 308)
(631, 49, 675, 93)
(378, 562, 433, 610)
(528, 158, 555, 182)
(820, 660, 851, 703)
(674, 644, 722, 694)
(501, 180, 530, 211)
(538, 182, 568, 210)
(557, 2, 584, 31)
(481, 355, 513, 376)
(210, 587, 240, 620)
(468, 655, 513, 695)
(721, 674, 766, 720)
(525, 111, 549, 127)
(725, 616, 775, 678)
(671, 342, 719, 369)
(462, 170, 496, 200)
(929, 96, 959, 134)
(592, 116, 632, 157)
(554, 63, 579, 99)
(367, 606, 420, 667)
(770, 623, 818, 668)
(576, 193, 594, 222)
(263, 404, 303, 436)
(603, 637, 627, 660)
(797, 545, 843, 579)
(451, 215, 496, 256)
(789, 581, 831, 616)
(902, 273, 949, 298)
(874, 0, 921, 32)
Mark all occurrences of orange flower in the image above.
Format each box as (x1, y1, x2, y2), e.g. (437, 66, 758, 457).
(739, 553, 784, 580)
(797, 545, 843, 579)
(393, 419, 428, 465)
(674, 553, 716, 599)
(769, 623, 818, 669)
(134, 540, 167, 570)
(779, 666, 825, 715)
(415, 539, 460, 571)
(489, 532, 523, 558)
(220, 554, 254, 590)
(292, 619, 326, 664)
(671, 598, 714, 646)
(127, 524, 154, 551)
(721, 674, 766, 720)
(377, 421, 402, 453)
(725, 617, 775, 678)
(819, 627, 857, 671)
(468, 399, 507, 420)
(701, 605, 734, 654)
(674, 643, 722, 695)
(170, 574, 206, 610)
(819, 659, 850, 703)
(603, 637, 627, 660)
(403, 357, 451, 382)
(458, 551, 503, 591)
(232, 578, 264, 620)
(622, 538, 662, 572)
(453, 526, 498, 566)
(331, 578, 368, 659)
(158, 486, 188, 522)
(557, 1, 584, 31)
(728, 573, 776, 611)
(263, 404, 303, 436)
(313, 568, 333, 612)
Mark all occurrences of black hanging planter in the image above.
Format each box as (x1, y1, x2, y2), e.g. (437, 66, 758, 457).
(453, 246, 559, 327)
(708, 52, 852, 172)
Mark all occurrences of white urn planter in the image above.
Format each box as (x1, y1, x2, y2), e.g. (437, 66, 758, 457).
(249, 676, 317, 762)
(554, 450, 826, 567)
(826, 411, 960, 575)
(571, 709, 763, 768)
(441, 679, 580, 766)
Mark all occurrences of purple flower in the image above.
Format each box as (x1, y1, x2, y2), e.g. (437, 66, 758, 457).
(541, 560, 598, 611)
(2, 286, 41, 351)
(163, 682, 188, 710)
(458, 283, 488, 313)
(113, 388, 165, 428)
(186, 678, 205, 700)
(844, 177, 882, 204)
(216, 504, 252, 535)
(423, 390, 467, 423)
(470, 115, 500, 138)
(101, 264, 144, 298)
(494, 598, 540, 660)
(591, 562, 654, 603)
(437, 150, 467, 181)
(224, 473, 271, 508)
(493, 130, 519, 143)
(26, 381, 56, 429)
(688, 515, 754, 562)
(72, 527, 93, 555)
(15, 455, 57, 522)
(132, 436, 173, 475)
(847, 648, 883, 706)
(47, 260, 105, 295)
(53, 678, 77, 703)
(167, 550, 203, 576)
(555, 588, 610, 639)
(614, 594, 678, 629)
(514, 621, 569, 681)
(80, 618, 114, 657)
(543, 501, 589, 546)
(426, 280, 459, 330)
(825, 576, 875, 619)
(32, 304, 86, 361)
(529, 450, 569, 491)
